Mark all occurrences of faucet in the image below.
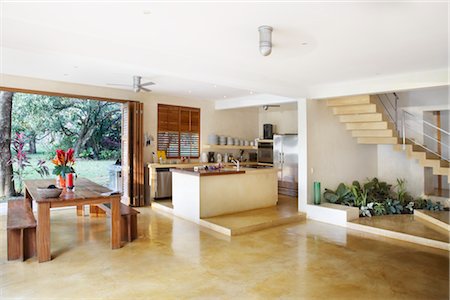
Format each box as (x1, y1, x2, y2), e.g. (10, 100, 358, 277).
(231, 159, 240, 171)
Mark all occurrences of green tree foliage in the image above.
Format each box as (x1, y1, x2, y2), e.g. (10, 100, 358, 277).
(11, 93, 122, 160)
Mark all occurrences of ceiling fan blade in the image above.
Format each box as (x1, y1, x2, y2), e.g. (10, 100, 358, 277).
(106, 83, 133, 87)
(139, 82, 155, 87)
(139, 87, 152, 92)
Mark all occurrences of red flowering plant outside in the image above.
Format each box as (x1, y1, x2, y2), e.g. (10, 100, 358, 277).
(52, 148, 75, 177)
(9, 132, 49, 194)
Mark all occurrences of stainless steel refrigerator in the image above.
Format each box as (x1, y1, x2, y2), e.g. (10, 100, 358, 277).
(273, 134, 298, 197)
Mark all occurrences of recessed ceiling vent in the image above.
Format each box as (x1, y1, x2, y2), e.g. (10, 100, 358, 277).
(258, 25, 273, 56)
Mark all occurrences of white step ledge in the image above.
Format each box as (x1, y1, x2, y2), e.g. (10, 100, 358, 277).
(306, 203, 359, 227)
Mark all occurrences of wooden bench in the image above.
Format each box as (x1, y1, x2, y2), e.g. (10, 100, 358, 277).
(7, 200, 37, 261)
(93, 203, 139, 243)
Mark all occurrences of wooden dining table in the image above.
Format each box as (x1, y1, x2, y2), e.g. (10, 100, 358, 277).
(23, 178, 122, 263)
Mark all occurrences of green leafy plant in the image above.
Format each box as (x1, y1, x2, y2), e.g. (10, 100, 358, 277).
(395, 179, 413, 205)
(9, 132, 49, 194)
(385, 199, 403, 214)
(413, 197, 428, 209)
(79, 147, 94, 159)
(364, 178, 392, 203)
(323, 178, 432, 217)
(350, 182, 368, 207)
(323, 183, 353, 204)
(425, 200, 444, 211)
(405, 201, 415, 213)
(99, 149, 120, 160)
(373, 202, 387, 216)
(360, 202, 374, 217)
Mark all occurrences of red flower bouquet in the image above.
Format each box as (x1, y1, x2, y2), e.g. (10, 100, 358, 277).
(52, 148, 76, 177)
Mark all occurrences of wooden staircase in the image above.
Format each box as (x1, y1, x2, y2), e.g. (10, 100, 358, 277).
(327, 95, 450, 183)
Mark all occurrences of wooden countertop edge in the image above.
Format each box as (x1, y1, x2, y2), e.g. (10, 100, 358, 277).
(170, 169, 246, 177)
(148, 162, 272, 169)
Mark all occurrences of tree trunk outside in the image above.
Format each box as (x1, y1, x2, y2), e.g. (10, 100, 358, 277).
(0, 91, 15, 198)
(90, 140, 100, 160)
(29, 134, 37, 154)
(74, 124, 96, 156)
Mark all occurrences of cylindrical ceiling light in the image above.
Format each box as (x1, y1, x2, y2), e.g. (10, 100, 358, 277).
(258, 25, 273, 56)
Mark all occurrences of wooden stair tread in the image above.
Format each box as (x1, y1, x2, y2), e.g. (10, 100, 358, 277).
(7, 200, 36, 229)
(351, 129, 395, 137)
(327, 95, 448, 179)
(357, 137, 399, 144)
(333, 104, 378, 115)
(345, 121, 391, 130)
(339, 113, 384, 123)
(327, 95, 372, 107)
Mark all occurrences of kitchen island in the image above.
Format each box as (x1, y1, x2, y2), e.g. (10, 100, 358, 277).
(171, 167, 278, 223)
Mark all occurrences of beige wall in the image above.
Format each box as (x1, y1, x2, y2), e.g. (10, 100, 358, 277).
(377, 145, 425, 197)
(0, 74, 260, 164)
(0, 74, 140, 101)
(142, 94, 259, 162)
(258, 103, 298, 137)
(306, 99, 378, 203)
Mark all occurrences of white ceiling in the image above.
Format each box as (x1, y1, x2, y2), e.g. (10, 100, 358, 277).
(1, 1, 448, 101)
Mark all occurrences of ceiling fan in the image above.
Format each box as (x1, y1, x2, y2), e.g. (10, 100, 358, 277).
(107, 75, 155, 92)
(263, 105, 281, 110)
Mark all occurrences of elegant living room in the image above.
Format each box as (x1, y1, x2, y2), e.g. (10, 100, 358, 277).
(1, 2, 449, 299)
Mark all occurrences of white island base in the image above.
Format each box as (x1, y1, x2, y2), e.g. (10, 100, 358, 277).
(171, 168, 278, 224)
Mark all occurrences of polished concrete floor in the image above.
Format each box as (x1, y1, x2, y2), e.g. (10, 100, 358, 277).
(420, 210, 450, 225)
(202, 195, 305, 235)
(1, 207, 449, 299)
(351, 214, 450, 243)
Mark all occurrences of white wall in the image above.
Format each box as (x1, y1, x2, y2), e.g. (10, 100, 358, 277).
(377, 145, 425, 197)
(307, 68, 448, 100)
(258, 103, 298, 137)
(306, 99, 378, 204)
(397, 85, 449, 109)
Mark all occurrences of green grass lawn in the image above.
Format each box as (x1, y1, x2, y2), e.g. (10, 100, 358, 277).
(0, 154, 117, 202)
(24, 154, 116, 186)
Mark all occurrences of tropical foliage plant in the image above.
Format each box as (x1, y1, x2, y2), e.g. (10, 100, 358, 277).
(372, 202, 386, 216)
(385, 199, 403, 215)
(323, 183, 352, 204)
(322, 178, 447, 218)
(9, 132, 49, 194)
(425, 200, 444, 211)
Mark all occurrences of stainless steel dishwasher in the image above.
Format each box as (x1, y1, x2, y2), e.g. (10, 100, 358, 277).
(155, 168, 172, 199)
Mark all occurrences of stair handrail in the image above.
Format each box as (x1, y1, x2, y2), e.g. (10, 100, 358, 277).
(403, 110, 450, 136)
(401, 109, 450, 162)
(377, 93, 399, 130)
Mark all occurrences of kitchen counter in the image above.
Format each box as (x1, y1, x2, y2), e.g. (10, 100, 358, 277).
(147, 162, 271, 200)
(148, 161, 264, 168)
(171, 167, 278, 221)
(171, 168, 246, 177)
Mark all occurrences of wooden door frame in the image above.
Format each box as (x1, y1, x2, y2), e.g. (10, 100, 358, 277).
(0, 86, 134, 104)
(1, 86, 144, 205)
